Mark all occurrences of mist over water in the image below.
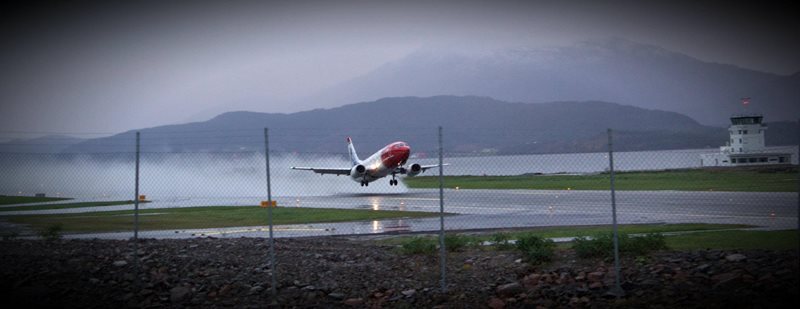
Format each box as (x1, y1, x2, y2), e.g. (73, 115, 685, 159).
(0, 153, 408, 202)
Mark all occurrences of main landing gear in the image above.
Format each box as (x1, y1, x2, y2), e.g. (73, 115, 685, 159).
(389, 174, 398, 186)
(360, 181, 369, 187)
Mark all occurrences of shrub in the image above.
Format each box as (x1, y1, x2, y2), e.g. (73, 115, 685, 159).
(573, 233, 667, 258)
(39, 223, 63, 241)
(444, 234, 472, 252)
(515, 233, 555, 263)
(492, 232, 515, 250)
(401, 237, 436, 255)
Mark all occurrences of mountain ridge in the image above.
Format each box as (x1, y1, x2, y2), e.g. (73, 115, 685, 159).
(304, 38, 798, 126)
(51, 95, 764, 155)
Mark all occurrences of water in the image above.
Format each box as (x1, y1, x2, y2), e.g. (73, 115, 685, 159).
(413, 146, 798, 176)
(1, 147, 797, 200)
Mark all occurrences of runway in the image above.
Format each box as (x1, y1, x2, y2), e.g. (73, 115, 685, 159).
(29, 188, 795, 239)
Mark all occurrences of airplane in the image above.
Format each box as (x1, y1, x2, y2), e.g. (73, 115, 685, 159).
(291, 137, 445, 186)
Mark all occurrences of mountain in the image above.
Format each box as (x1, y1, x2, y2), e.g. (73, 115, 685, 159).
(0, 135, 86, 153)
(307, 38, 799, 126)
(63, 96, 746, 155)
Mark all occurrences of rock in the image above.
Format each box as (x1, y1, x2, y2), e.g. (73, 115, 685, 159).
(725, 254, 747, 262)
(343, 298, 364, 306)
(587, 272, 604, 282)
(249, 285, 264, 294)
(218, 284, 232, 296)
(522, 274, 540, 287)
(401, 289, 416, 297)
(170, 286, 192, 303)
(488, 297, 505, 309)
(589, 282, 604, 289)
(712, 272, 741, 288)
(328, 292, 345, 300)
(496, 282, 523, 297)
(695, 263, 711, 272)
(113, 260, 128, 267)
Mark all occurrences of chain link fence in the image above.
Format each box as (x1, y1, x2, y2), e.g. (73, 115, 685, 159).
(1, 127, 798, 301)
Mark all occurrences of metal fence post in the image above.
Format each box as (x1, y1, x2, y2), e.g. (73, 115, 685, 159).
(134, 132, 140, 240)
(264, 128, 277, 297)
(608, 128, 624, 297)
(133, 131, 141, 290)
(438, 126, 447, 293)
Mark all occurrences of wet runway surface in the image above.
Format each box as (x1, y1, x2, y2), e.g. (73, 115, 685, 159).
(28, 188, 795, 239)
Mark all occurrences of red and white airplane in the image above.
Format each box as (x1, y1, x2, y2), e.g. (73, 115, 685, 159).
(291, 137, 444, 186)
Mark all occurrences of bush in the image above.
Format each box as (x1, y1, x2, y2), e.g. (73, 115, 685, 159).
(515, 233, 555, 264)
(444, 234, 472, 252)
(573, 233, 667, 258)
(492, 232, 515, 250)
(401, 237, 436, 255)
(38, 223, 63, 241)
(624, 233, 667, 255)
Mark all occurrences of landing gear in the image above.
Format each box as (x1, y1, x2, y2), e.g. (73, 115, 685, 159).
(389, 174, 398, 186)
(360, 181, 369, 187)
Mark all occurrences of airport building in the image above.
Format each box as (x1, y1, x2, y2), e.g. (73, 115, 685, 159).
(700, 114, 793, 166)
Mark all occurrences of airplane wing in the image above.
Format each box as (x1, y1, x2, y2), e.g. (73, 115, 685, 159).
(419, 164, 448, 172)
(290, 167, 351, 176)
(394, 164, 449, 175)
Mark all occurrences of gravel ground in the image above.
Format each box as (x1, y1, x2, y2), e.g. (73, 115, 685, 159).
(1, 236, 798, 308)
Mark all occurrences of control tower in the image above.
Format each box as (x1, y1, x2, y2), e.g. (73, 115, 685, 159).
(701, 114, 792, 166)
(722, 115, 766, 154)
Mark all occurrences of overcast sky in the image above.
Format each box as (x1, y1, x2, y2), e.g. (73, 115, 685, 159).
(1, 0, 797, 136)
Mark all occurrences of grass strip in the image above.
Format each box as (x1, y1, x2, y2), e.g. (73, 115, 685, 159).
(0, 200, 147, 212)
(0, 196, 72, 205)
(5, 206, 442, 233)
(665, 229, 798, 250)
(379, 223, 750, 246)
(404, 168, 798, 192)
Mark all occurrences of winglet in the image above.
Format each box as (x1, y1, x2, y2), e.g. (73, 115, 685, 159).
(346, 137, 352, 144)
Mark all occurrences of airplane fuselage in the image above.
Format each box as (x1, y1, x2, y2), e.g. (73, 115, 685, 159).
(351, 141, 410, 184)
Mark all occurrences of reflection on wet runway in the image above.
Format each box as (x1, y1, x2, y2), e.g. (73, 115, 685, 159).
(47, 188, 799, 239)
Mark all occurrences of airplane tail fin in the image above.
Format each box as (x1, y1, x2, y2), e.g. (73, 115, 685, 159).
(346, 137, 360, 165)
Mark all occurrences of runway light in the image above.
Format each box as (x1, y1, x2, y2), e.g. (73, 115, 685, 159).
(455, 186, 460, 190)
(567, 187, 571, 191)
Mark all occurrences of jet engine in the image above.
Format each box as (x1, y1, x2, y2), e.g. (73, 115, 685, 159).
(350, 164, 366, 180)
(406, 163, 422, 177)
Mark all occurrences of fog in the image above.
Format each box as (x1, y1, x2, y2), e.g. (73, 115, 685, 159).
(0, 154, 407, 202)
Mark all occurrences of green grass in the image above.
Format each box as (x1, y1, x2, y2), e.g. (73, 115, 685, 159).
(0, 196, 72, 205)
(388, 227, 797, 254)
(666, 229, 799, 250)
(404, 167, 798, 192)
(4, 206, 442, 233)
(380, 223, 749, 246)
(0, 200, 147, 212)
